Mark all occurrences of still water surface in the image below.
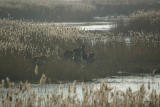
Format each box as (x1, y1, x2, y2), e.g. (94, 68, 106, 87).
(54, 21, 115, 31)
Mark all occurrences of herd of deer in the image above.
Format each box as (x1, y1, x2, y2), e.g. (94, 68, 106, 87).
(64, 45, 94, 63)
(32, 45, 95, 65)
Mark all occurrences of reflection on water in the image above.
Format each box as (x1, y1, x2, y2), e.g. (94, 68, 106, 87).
(79, 24, 114, 31)
(53, 21, 115, 31)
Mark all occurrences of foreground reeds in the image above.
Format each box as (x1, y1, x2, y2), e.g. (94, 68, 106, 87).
(0, 77, 160, 107)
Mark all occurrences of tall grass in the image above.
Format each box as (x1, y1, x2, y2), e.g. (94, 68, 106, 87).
(129, 10, 160, 32)
(0, 78, 160, 107)
(0, 18, 89, 57)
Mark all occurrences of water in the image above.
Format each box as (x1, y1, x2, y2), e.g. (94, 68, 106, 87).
(39, 21, 115, 32)
(0, 74, 160, 106)
(27, 74, 160, 99)
(80, 24, 114, 31)
(54, 21, 115, 31)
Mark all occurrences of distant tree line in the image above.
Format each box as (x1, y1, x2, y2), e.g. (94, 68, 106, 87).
(0, 0, 160, 22)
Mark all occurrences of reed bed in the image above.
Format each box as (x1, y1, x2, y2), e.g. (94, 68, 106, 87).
(116, 10, 160, 33)
(0, 18, 91, 57)
(0, 77, 160, 107)
(0, 18, 160, 81)
(129, 10, 160, 32)
(0, 18, 160, 57)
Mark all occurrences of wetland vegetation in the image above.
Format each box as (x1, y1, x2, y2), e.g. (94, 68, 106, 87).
(0, 0, 160, 106)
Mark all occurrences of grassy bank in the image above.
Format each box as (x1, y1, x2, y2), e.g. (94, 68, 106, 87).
(0, 19, 160, 82)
